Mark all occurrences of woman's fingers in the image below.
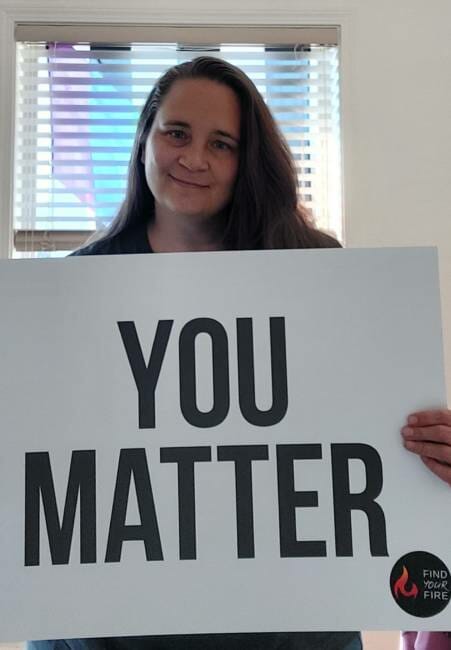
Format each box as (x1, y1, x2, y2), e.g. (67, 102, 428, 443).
(421, 456, 451, 486)
(402, 424, 451, 445)
(402, 409, 451, 486)
(403, 438, 451, 465)
(407, 409, 451, 427)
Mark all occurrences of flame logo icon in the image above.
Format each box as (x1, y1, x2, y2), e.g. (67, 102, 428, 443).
(394, 566, 419, 599)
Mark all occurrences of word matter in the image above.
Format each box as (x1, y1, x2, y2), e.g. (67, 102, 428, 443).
(24, 443, 388, 566)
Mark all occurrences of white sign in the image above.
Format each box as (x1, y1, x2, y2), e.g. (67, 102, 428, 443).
(0, 247, 449, 641)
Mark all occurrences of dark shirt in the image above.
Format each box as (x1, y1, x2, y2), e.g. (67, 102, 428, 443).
(29, 224, 360, 650)
(72, 222, 152, 257)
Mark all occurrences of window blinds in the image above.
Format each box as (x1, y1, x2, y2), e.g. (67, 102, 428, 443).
(14, 39, 342, 255)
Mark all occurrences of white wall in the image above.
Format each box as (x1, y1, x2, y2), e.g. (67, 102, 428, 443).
(339, 0, 451, 399)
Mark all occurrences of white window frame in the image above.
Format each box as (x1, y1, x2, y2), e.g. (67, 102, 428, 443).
(0, 4, 355, 259)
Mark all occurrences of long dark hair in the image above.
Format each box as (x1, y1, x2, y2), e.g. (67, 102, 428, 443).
(101, 56, 339, 250)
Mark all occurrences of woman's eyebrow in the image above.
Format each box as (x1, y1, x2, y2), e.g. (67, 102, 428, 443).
(162, 120, 190, 128)
(215, 129, 239, 143)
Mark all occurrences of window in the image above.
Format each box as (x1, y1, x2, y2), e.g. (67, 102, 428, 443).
(13, 26, 342, 257)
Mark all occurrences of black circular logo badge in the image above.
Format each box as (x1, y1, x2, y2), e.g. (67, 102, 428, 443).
(390, 551, 451, 617)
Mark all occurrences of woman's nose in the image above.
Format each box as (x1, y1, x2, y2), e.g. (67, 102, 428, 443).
(178, 142, 209, 171)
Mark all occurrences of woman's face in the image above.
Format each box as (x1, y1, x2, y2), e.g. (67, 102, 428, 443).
(142, 78, 241, 225)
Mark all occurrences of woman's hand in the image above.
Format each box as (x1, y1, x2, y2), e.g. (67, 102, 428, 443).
(402, 409, 451, 486)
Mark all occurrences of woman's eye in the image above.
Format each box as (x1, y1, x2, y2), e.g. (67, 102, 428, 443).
(167, 130, 187, 140)
(212, 140, 232, 151)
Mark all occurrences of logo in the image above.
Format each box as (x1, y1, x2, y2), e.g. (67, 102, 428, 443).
(390, 551, 450, 617)
(394, 566, 419, 599)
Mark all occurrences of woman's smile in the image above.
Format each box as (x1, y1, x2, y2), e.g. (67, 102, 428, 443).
(168, 174, 210, 189)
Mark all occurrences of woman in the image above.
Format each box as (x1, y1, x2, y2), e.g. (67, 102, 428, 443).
(29, 56, 451, 650)
(75, 55, 339, 254)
